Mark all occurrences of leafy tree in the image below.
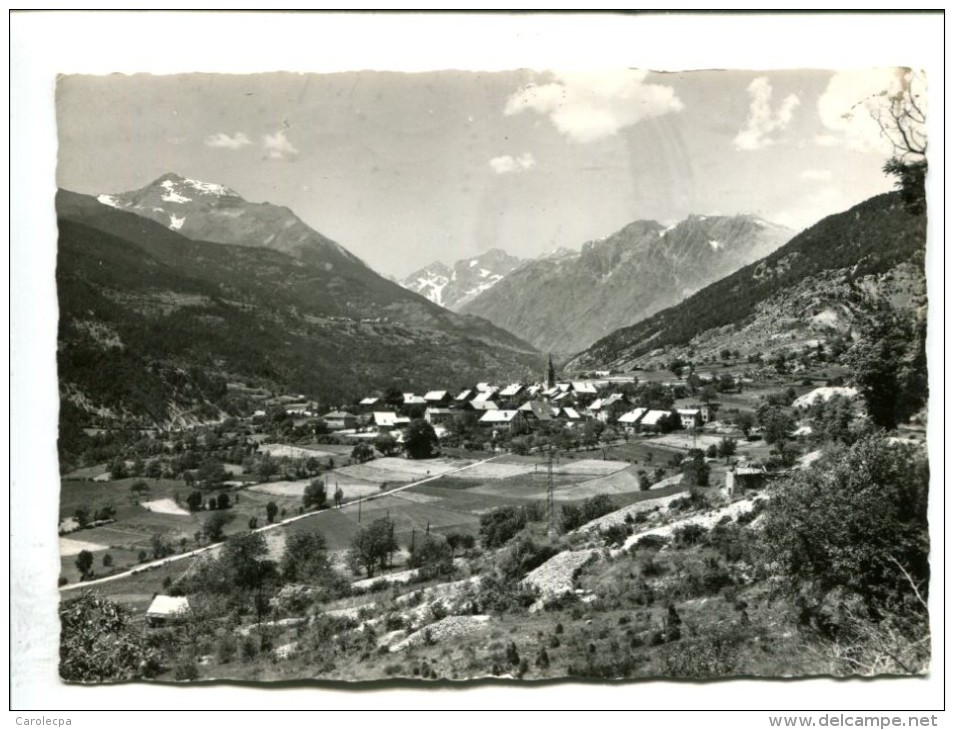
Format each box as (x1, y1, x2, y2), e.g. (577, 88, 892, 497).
(334, 484, 344, 508)
(303, 479, 327, 511)
(108, 458, 127, 481)
(758, 405, 795, 446)
(281, 530, 332, 584)
(130, 480, 151, 499)
(717, 437, 738, 463)
(848, 303, 927, 431)
(265, 501, 279, 524)
(374, 433, 399, 456)
(351, 442, 374, 463)
(197, 458, 227, 487)
(405, 419, 439, 459)
(255, 453, 278, 483)
(73, 507, 90, 529)
(216, 492, 231, 510)
(151, 533, 174, 560)
(348, 517, 398, 578)
(659, 410, 682, 434)
(682, 450, 710, 487)
(479, 505, 537, 548)
(808, 394, 859, 445)
(75, 550, 94, 579)
(102, 553, 113, 568)
(763, 434, 928, 616)
(407, 533, 454, 581)
(735, 411, 756, 437)
(203, 511, 234, 542)
(868, 69, 927, 214)
(186, 490, 204, 512)
(59, 593, 160, 682)
(248, 516, 259, 530)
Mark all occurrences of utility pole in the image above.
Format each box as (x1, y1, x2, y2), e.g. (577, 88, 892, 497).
(546, 445, 556, 539)
(358, 495, 362, 523)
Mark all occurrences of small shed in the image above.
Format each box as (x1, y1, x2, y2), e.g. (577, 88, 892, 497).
(146, 595, 190, 627)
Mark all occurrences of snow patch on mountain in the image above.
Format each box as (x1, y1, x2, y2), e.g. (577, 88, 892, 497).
(709, 239, 724, 251)
(97, 194, 121, 208)
(160, 181, 192, 204)
(169, 214, 185, 231)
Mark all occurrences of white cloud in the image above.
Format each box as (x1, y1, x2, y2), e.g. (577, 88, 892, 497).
(503, 70, 683, 144)
(204, 131, 252, 149)
(816, 67, 918, 153)
(262, 130, 299, 160)
(733, 76, 800, 151)
(800, 169, 833, 181)
(489, 152, 536, 174)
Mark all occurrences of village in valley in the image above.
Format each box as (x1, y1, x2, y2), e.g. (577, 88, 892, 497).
(46, 58, 932, 687)
(58, 331, 925, 682)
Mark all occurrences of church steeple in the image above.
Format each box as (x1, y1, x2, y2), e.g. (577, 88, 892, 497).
(545, 353, 556, 389)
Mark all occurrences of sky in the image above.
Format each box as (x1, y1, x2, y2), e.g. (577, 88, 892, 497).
(57, 67, 911, 279)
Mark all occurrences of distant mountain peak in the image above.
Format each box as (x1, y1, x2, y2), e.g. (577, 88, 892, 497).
(460, 211, 795, 354)
(401, 249, 525, 310)
(96, 173, 359, 265)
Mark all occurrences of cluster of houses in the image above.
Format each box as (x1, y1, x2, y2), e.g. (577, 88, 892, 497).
(271, 369, 714, 443)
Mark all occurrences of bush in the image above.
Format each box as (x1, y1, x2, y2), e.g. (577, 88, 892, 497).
(479, 504, 543, 549)
(633, 534, 669, 552)
(561, 494, 616, 532)
(498, 535, 558, 582)
(672, 523, 709, 548)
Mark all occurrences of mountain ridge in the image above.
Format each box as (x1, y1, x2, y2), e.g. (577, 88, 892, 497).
(459, 212, 794, 355)
(568, 192, 926, 372)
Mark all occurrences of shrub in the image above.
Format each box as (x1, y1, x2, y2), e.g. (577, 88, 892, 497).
(633, 534, 669, 552)
(672, 523, 709, 548)
(479, 504, 542, 548)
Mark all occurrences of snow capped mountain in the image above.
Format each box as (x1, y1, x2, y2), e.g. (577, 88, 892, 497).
(95, 172, 360, 266)
(401, 249, 524, 311)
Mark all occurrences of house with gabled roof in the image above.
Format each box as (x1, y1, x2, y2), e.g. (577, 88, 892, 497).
(518, 399, 554, 423)
(677, 408, 703, 429)
(499, 383, 525, 399)
(468, 399, 500, 412)
(455, 388, 476, 403)
(425, 407, 457, 426)
(403, 393, 427, 407)
(639, 409, 672, 432)
(322, 411, 357, 431)
(478, 409, 528, 433)
(373, 412, 411, 431)
(424, 390, 452, 405)
(560, 407, 582, 421)
(616, 407, 648, 433)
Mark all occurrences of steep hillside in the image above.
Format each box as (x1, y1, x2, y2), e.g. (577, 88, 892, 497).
(401, 249, 524, 310)
(460, 215, 792, 355)
(56, 191, 540, 445)
(569, 192, 926, 372)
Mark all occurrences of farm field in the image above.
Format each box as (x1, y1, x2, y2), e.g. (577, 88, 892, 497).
(259, 443, 348, 459)
(247, 478, 378, 501)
